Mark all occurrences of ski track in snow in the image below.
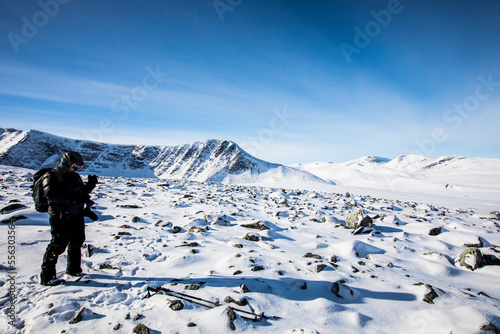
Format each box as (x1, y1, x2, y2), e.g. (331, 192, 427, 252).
(0, 165, 499, 334)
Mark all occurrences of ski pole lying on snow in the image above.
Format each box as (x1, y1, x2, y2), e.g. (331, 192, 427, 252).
(142, 286, 280, 321)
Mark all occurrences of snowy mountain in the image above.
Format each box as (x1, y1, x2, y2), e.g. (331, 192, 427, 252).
(292, 154, 500, 205)
(0, 128, 326, 186)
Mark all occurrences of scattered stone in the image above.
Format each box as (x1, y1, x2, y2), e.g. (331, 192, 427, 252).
(113, 323, 121, 330)
(457, 248, 485, 271)
(132, 217, 141, 223)
(480, 322, 500, 334)
(330, 255, 338, 263)
(0, 203, 28, 214)
(187, 322, 197, 327)
(68, 307, 86, 324)
(1, 215, 28, 224)
(303, 253, 322, 260)
(188, 226, 206, 234)
(387, 262, 394, 268)
(251, 265, 265, 271)
(243, 233, 260, 242)
(351, 266, 359, 273)
(172, 226, 182, 233)
(117, 231, 132, 236)
(120, 204, 139, 209)
(118, 224, 133, 229)
(226, 307, 237, 331)
(133, 324, 150, 334)
(185, 282, 205, 290)
(84, 244, 94, 258)
(233, 270, 242, 275)
(315, 264, 327, 273)
(429, 227, 442, 236)
(300, 282, 307, 290)
(478, 291, 491, 298)
(100, 263, 119, 270)
(169, 300, 184, 311)
(345, 209, 373, 229)
(233, 244, 243, 248)
(133, 314, 144, 321)
(330, 282, 343, 298)
(241, 221, 270, 230)
(423, 286, 439, 304)
(240, 283, 250, 293)
(465, 238, 483, 248)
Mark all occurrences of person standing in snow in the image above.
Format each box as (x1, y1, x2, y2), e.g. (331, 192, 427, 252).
(39, 151, 98, 286)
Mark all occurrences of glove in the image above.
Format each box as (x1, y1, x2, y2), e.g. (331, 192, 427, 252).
(86, 175, 98, 192)
(83, 201, 99, 221)
(84, 207, 99, 221)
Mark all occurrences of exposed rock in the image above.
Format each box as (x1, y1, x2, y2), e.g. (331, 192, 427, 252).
(457, 248, 485, 271)
(241, 221, 270, 230)
(330, 282, 343, 298)
(185, 282, 205, 290)
(303, 253, 322, 260)
(132, 216, 141, 223)
(480, 322, 500, 334)
(0, 203, 27, 214)
(99, 263, 119, 270)
(251, 265, 265, 271)
(171, 226, 182, 233)
(345, 209, 373, 229)
(315, 264, 327, 273)
(423, 286, 439, 304)
(464, 238, 483, 248)
(226, 306, 237, 331)
(84, 244, 94, 258)
(429, 227, 442, 236)
(243, 233, 260, 242)
(240, 283, 250, 293)
(169, 300, 184, 311)
(133, 324, 150, 334)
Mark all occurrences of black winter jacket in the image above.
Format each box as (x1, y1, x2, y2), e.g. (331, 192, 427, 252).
(42, 166, 88, 216)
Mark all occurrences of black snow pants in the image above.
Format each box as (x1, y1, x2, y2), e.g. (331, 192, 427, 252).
(40, 214, 85, 281)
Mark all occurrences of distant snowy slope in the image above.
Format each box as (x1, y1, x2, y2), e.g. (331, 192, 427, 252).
(0, 127, 327, 185)
(292, 155, 500, 203)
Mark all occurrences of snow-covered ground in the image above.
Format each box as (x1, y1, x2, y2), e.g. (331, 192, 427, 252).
(291, 155, 500, 211)
(1, 164, 499, 333)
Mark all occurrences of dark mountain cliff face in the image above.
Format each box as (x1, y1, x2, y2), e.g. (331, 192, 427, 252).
(0, 128, 282, 182)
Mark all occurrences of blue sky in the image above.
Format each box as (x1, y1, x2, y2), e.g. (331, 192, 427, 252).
(1, 0, 499, 164)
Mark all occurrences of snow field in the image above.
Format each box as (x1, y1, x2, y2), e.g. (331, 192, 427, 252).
(0, 165, 499, 333)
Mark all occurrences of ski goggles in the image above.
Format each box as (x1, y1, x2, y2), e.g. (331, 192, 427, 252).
(70, 164, 83, 170)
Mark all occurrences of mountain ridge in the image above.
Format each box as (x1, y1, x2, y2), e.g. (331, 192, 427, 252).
(0, 127, 326, 185)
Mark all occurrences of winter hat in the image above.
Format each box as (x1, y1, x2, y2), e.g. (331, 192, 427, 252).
(60, 151, 84, 167)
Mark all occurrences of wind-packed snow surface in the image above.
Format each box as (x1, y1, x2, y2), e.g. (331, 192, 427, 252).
(1, 165, 499, 334)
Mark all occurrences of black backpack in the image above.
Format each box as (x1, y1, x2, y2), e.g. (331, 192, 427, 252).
(32, 168, 54, 212)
